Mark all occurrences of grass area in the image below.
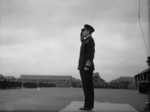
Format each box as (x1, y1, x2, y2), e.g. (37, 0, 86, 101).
(0, 88, 149, 112)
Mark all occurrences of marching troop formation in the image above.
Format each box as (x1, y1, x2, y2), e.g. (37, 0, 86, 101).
(0, 76, 22, 89)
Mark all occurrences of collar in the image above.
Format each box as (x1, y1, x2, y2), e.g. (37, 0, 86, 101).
(84, 35, 91, 40)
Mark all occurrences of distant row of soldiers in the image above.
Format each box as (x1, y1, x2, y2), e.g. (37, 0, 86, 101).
(0, 79, 22, 89)
(0, 79, 56, 89)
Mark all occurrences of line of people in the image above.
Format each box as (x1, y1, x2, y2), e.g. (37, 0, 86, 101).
(0, 79, 22, 89)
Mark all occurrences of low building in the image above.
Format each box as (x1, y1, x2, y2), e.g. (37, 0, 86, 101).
(20, 75, 72, 87)
(109, 77, 135, 89)
(135, 67, 150, 93)
(93, 73, 106, 88)
(109, 79, 120, 89)
(119, 77, 135, 89)
(4, 76, 16, 81)
(72, 78, 82, 88)
(0, 74, 3, 78)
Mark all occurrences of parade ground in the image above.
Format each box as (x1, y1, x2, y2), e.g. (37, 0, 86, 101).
(0, 88, 149, 112)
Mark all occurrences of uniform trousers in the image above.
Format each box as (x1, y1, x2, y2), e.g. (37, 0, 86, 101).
(79, 70, 94, 108)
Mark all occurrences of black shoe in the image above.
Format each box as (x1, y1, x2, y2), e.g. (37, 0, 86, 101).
(79, 107, 93, 110)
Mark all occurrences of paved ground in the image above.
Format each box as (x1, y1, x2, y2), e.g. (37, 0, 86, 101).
(0, 88, 149, 112)
(60, 101, 138, 112)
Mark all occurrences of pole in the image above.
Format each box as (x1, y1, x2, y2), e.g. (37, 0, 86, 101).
(146, 0, 150, 66)
(147, 0, 150, 106)
(147, 0, 150, 66)
(142, 1, 150, 111)
(149, 0, 150, 56)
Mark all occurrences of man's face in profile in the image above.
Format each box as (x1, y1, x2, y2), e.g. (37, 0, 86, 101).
(81, 28, 89, 37)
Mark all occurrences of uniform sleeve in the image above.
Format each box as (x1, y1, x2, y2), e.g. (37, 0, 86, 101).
(86, 38, 95, 63)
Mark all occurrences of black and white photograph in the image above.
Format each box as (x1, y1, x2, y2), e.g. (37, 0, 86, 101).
(0, 0, 149, 112)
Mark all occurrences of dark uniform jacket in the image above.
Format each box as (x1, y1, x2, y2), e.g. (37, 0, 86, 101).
(78, 36, 95, 70)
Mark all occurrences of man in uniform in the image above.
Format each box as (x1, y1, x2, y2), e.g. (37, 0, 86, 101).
(78, 24, 95, 110)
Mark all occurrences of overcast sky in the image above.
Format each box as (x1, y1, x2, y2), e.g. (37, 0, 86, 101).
(0, 0, 149, 82)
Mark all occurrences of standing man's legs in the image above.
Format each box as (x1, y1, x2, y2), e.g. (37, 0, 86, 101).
(80, 70, 94, 108)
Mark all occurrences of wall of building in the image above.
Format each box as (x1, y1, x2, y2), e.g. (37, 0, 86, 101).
(109, 77, 136, 89)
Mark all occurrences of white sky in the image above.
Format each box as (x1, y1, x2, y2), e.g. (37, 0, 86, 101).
(0, 0, 149, 82)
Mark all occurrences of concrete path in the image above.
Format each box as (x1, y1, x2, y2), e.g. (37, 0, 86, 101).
(60, 101, 138, 112)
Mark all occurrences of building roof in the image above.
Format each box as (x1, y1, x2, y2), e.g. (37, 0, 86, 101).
(135, 67, 150, 76)
(20, 75, 72, 81)
(110, 79, 118, 83)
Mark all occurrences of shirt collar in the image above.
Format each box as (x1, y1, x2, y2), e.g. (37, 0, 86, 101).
(84, 35, 91, 40)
